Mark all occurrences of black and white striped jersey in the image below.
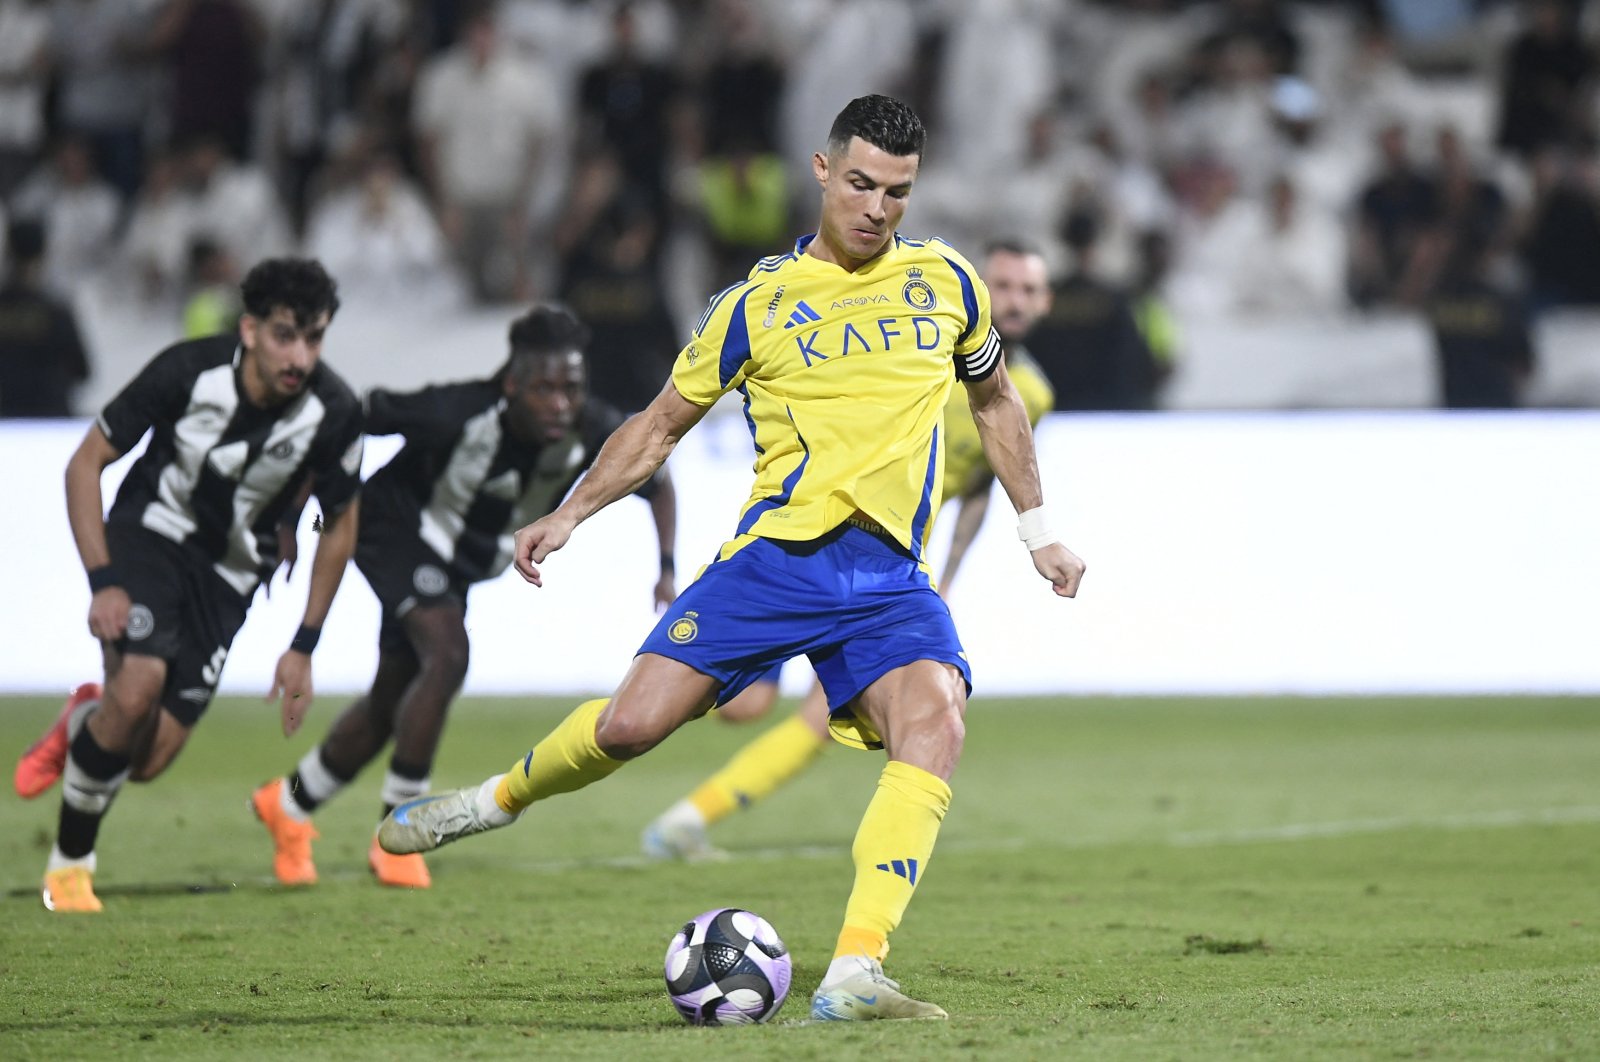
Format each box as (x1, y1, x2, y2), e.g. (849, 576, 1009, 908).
(361, 380, 660, 584)
(98, 335, 364, 596)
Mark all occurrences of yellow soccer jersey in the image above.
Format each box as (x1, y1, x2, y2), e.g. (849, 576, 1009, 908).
(939, 343, 1055, 500)
(673, 233, 1001, 563)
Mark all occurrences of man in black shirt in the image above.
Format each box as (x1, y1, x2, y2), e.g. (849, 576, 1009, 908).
(13, 258, 364, 913)
(1425, 235, 1535, 408)
(252, 303, 677, 889)
(0, 220, 91, 417)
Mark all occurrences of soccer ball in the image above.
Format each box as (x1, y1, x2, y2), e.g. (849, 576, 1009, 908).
(663, 907, 792, 1025)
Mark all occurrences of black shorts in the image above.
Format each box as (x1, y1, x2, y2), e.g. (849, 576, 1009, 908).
(354, 530, 469, 656)
(107, 522, 252, 727)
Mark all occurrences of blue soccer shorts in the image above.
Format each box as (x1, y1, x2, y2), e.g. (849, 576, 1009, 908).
(637, 524, 972, 749)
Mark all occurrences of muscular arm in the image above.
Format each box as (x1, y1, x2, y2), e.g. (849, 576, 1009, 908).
(963, 365, 1087, 598)
(647, 465, 679, 610)
(66, 424, 131, 641)
(514, 381, 708, 585)
(965, 361, 1043, 515)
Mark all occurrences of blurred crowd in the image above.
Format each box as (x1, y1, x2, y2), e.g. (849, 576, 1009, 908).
(2, 0, 1598, 417)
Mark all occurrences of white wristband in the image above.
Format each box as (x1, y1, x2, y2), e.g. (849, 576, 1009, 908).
(1016, 506, 1055, 551)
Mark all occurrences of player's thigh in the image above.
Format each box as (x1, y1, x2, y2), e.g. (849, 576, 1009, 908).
(99, 649, 168, 740)
(399, 599, 470, 676)
(853, 659, 968, 779)
(598, 653, 724, 759)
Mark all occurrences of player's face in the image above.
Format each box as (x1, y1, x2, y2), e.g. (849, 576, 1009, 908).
(812, 137, 918, 266)
(506, 350, 586, 443)
(982, 250, 1051, 342)
(239, 306, 330, 405)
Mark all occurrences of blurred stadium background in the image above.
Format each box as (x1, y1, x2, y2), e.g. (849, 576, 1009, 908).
(2, 0, 1598, 696)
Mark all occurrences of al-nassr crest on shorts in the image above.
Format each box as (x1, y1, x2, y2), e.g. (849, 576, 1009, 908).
(902, 267, 936, 311)
(668, 611, 700, 644)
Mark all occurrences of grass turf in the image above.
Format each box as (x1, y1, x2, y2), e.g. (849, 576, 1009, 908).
(1, 694, 1596, 1060)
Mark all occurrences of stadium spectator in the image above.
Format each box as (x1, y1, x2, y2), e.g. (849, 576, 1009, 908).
(1030, 208, 1159, 409)
(1130, 227, 1180, 398)
(150, 0, 264, 162)
(576, 2, 683, 215)
(118, 150, 198, 302)
(1496, 0, 1595, 159)
(412, 1, 561, 303)
(9, 135, 122, 297)
(1425, 232, 1535, 408)
(0, 0, 51, 200)
(251, 303, 677, 890)
(1349, 121, 1439, 308)
(559, 190, 680, 413)
(177, 135, 295, 272)
(12, 258, 364, 914)
(179, 238, 239, 339)
(1518, 146, 1600, 309)
(47, 0, 158, 201)
(374, 95, 1085, 1023)
(0, 219, 91, 417)
(640, 238, 1060, 862)
(304, 150, 462, 309)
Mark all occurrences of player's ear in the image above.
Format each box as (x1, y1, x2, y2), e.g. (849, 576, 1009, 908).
(812, 151, 829, 189)
(238, 313, 257, 351)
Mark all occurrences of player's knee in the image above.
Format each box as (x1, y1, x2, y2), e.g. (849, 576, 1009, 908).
(420, 636, 470, 687)
(593, 705, 672, 761)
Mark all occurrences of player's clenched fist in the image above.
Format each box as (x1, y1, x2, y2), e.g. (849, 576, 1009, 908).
(1032, 542, 1087, 598)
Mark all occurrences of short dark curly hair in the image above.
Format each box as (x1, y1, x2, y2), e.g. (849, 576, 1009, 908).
(827, 95, 927, 160)
(240, 258, 341, 328)
(501, 302, 591, 384)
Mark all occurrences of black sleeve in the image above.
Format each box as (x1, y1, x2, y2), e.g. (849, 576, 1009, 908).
(309, 398, 365, 516)
(364, 385, 445, 438)
(96, 344, 195, 454)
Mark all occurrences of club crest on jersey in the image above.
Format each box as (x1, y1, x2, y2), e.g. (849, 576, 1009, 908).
(667, 610, 700, 644)
(902, 267, 936, 311)
(268, 439, 297, 461)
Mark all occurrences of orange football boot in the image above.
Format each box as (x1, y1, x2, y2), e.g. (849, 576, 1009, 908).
(368, 835, 431, 888)
(15, 682, 101, 799)
(42, 865, 103, 913)
(251, 779, 318, 885)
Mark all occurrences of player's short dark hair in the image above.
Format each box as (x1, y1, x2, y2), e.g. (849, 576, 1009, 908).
(984, 237, 1045, 261)
(240, 258, 340, 328)
(827, 95, 926, 160)
(503, 303, 591, 384)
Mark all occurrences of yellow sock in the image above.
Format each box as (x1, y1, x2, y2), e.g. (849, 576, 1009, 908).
(495, 699, 623, 814)
(834, 760, 952, 963)
(687, 713, 828, 825)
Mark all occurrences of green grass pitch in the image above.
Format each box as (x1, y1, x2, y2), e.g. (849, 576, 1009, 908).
(2, 694, 1596, 1060)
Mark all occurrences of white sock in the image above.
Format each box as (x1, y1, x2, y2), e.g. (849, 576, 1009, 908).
(278, 774, 311, 821)
(66, 696, 100, 741)
(474, 774, 517, 826)
(657, 798, 707, 833)
(47, 847, 97, 874)
(380, 769, 429, 810)
(820, 953, 875, 988)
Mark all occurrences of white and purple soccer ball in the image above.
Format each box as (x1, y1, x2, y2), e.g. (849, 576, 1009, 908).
(663, 907, 792, 1025)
